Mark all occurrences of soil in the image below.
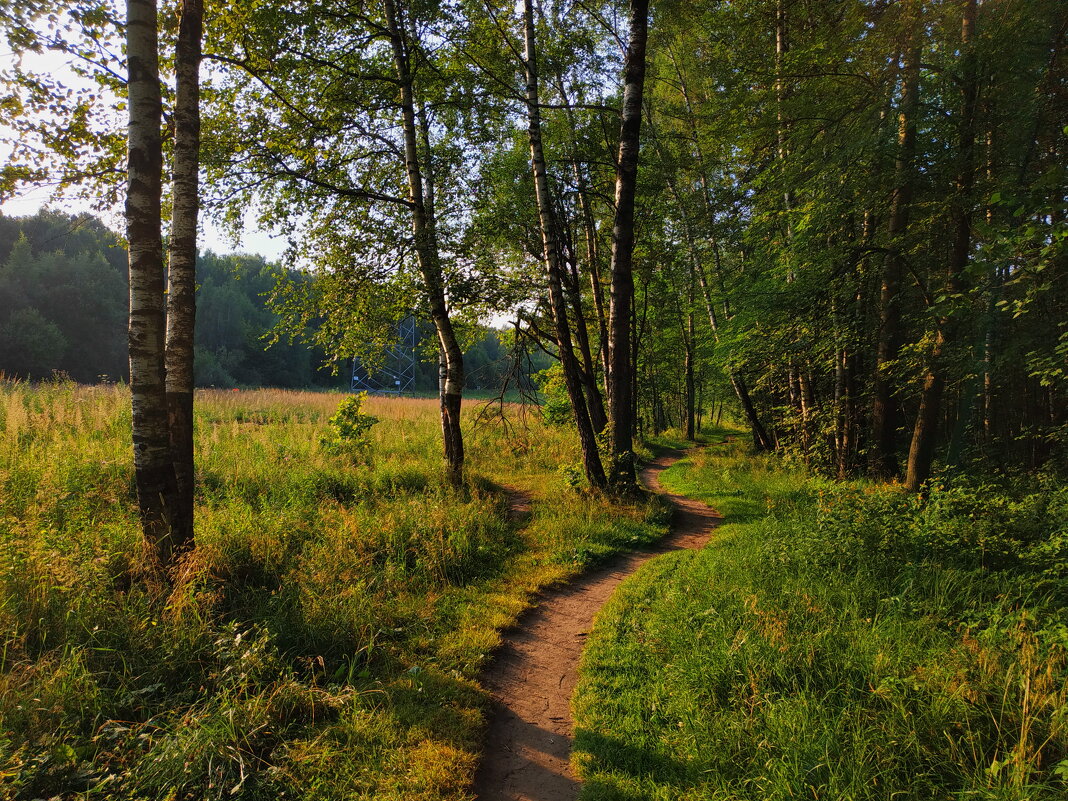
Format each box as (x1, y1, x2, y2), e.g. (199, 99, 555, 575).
(471, 448, 721, 801)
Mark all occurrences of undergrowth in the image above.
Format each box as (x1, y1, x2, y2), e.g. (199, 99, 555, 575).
(0, 381, 666, 800)
(573, 438, 1068, 800)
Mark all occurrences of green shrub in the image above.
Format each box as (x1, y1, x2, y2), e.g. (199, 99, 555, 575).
(535, 365, 573, 426)
(320, 392, 379, 456)
(559, 462, 584, 489)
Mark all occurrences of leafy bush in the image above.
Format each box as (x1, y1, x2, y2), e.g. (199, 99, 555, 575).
(559, 462, 585, 489)
(320, 392, 379, 455)
(792, 476, 1068, 599)
(535, 364, 573, 426)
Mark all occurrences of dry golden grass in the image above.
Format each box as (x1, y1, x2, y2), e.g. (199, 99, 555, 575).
(0, 378, 665, 801)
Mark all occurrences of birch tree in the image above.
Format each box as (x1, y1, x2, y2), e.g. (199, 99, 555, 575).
(521, 0, 606, 488)
(165, 0, 203, 550)
(126, 0, 182, 562)
(207, 0, 472, 484)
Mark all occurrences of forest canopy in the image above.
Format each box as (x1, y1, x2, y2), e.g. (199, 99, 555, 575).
(0, 211, 522, 392)
(0, 0, 1065, 485)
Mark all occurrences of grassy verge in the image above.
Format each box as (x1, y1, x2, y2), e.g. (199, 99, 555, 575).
(0, 381, 666, 800)
(573, 439, 1068, 800)
(635, 424, 734, 461)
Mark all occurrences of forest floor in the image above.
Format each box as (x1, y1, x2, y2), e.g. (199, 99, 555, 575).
(471, 448, 722, 801)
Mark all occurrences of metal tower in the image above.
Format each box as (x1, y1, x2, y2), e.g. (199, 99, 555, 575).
(351, 315, 418, 394)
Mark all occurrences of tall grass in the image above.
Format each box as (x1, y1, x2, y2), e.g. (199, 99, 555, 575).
(0, 380, 665, 800)
(573, 440, 1068, 800)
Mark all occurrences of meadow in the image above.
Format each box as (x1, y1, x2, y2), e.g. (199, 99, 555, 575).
(0, 381, 667, 800)
(573, 440, 1068, 800)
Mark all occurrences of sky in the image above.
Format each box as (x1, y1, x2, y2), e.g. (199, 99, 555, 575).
(0, 19, 516, 326)
(0, 181, 291, 262)
(0, 29, 287, 262)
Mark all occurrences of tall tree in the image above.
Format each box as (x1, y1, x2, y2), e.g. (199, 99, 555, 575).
(208, 0, 471, 485)
(607, 0, 649, 489)
(165, 0, 203, 551)
(871, 0, 922, 479)
(383, 0, 466, 484)
(126, 0, 182, 563)
(904, 0, 979, 491)
(522, 0, 606, 488)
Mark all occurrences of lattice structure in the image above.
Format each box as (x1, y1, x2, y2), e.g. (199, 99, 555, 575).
(351, 315, 418, 394)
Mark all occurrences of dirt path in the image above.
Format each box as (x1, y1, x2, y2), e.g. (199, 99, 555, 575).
(472, 449, 721, 801)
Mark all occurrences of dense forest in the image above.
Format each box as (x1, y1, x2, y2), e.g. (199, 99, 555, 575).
(0, 211, 525, 392)
(0, 0, 1066, 799)
(5, 0, 1060, 491)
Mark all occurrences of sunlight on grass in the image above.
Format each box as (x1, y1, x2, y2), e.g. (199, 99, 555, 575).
(574, 437, 1068, 801)
(0, 379, 664, 800)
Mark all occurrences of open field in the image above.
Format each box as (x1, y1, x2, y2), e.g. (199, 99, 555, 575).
(573, 439, 1068, 800)
(0, 381, 667, 800)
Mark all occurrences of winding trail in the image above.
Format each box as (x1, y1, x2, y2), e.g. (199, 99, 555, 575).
(472, 449, 721, 801)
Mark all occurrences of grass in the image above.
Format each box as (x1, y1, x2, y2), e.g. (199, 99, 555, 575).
(0, 380, 668, 800)
(636, 424, 733, 457)
(391, 388, 541, 404)
(573, 438, 1068, 800)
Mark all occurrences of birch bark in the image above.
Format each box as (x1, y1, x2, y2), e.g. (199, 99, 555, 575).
(165, 0, 203, 552)
(127, 0, 180, 563)
(522, 0, 606, 488)
(383, 0, 466, 484)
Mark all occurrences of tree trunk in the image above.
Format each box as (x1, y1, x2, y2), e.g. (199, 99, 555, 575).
(685, 308, 696, 440)
(872, 0, 922, 479)
(775, 0, 796, 265)
(127, 0, 180, 565)
(607, 0, 649, 489)
(981, 268, 999, 445)
(563, 250, 608, 432)
(696, 381, 705, 433)
(522, 0, 606, 488)
(559, 82, 612, 392)
(836, 212, 872, 478)
(585, 213, 611, 396)
(693, 249, 772, 450)
(798, 369, 814, 463)
(834, 344, 848, 477)
(777, 0, 803, 449)
(164, 0, 202, 557)
(905, 0, 977, 491)
(383, 0, 464, 485)
(631, 278, 644, 442)
(904, 349, 945, 490)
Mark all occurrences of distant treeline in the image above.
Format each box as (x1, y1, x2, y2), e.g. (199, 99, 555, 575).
(0, 211, 527, 391)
